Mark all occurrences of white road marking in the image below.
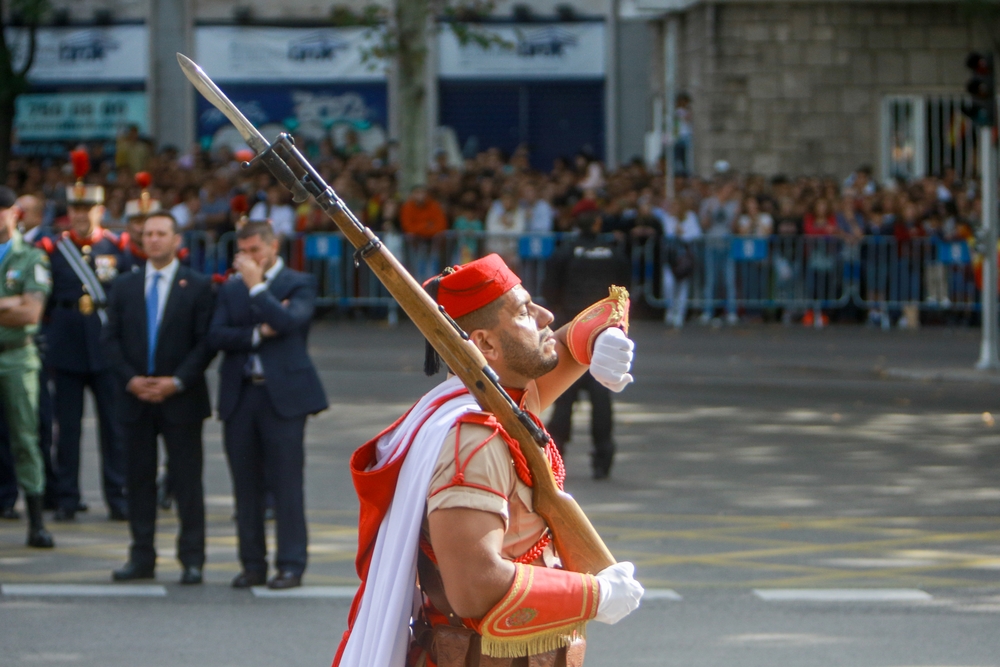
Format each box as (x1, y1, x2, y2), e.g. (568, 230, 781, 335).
(251, 585, 359, 599)
(1, 584, 167, 597)
(19, 653, 83, 662)
(643, 588, 683, 601)
(721, 633, 844, 646)
(753, 588, 932, 602)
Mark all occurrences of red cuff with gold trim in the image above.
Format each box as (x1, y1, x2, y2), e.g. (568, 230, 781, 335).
(564, 286, 630, 366)
(473, 563, 600, 659)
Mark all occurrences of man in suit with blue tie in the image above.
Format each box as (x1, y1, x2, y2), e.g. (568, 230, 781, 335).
(102, 212, 216, 584)
(208, 221, 328, 590)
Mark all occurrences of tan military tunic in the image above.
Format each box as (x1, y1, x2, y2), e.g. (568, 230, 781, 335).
(423, 382, 556, 565)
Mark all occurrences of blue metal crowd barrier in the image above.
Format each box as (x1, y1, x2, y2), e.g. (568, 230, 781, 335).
(178, 230, 985, 323)
(645, 235, 981, 317)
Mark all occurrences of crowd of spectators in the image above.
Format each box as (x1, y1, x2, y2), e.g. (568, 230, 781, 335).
(5, 132, 987, 327)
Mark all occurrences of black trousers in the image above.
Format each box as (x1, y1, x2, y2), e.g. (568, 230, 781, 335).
(52, 369, 126, 513)
(547, 373, 615, 475)
(224, 383, 307, 577)
(0, 369, 54, 506)
(124, 406, 206, 569)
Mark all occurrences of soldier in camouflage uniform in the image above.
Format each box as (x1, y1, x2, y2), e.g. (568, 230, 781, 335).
(0, 186, 54, 547)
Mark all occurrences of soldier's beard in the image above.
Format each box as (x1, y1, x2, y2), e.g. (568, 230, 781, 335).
(499, 328, 559, 381)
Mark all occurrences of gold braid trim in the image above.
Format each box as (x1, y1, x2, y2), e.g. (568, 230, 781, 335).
(607, 285, 630, 334)
(478, 564, 600, 659)
(480, 622, 588, 659)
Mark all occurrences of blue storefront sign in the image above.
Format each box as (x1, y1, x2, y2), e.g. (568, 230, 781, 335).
(438, 22, 606, 170)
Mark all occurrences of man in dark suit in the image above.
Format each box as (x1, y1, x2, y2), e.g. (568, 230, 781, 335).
(208, 221, 327, 590)
(102, 212, 216, 584)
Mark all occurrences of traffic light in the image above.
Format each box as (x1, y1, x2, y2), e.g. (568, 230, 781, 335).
(963, 52, 996, 127)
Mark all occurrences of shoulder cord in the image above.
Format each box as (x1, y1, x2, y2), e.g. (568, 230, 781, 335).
(428, 416, 567, 565)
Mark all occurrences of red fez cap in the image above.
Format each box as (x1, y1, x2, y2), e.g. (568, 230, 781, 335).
(571, 198, 599, 218)
(230, 194, 249, 214)
(426, 253, 521, 319)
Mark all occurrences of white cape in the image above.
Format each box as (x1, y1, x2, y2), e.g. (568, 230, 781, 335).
(339, 376, 480, 667)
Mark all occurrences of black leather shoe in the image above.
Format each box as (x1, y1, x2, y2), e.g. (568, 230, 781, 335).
(231, 571, 267, 589)
(180, 566, 203, 585)
(1, 506, 20, 520)
(52, 507, 76, 522)
(108, 506, 128, 521)
(267, 571, 302, 590)
(112, 561, 155, 581)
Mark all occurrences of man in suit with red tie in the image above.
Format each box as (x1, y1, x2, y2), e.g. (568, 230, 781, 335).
(208, 221, 327, 590)
(102, 212, 216, 584)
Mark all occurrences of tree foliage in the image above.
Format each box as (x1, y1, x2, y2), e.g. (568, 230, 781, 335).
(0, 0, 50, 181)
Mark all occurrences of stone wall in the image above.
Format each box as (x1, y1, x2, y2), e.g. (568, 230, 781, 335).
(680, 2, 994, 179)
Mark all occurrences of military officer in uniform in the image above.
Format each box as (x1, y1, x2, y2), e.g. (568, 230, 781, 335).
(119, 173, 190, 276)
(119, 172, 159, 274)
(38, 149, 127, 521)
(0, 186, 55, 547)
(543, 210, 632, 480)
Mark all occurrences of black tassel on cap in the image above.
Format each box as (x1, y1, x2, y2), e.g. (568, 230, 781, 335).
(422, 267, 455, 376)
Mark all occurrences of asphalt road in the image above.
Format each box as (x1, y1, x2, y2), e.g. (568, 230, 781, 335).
(2, 320, 999, 667)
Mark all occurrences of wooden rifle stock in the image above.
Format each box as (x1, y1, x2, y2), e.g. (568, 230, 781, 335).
(255, 137, 615, 574)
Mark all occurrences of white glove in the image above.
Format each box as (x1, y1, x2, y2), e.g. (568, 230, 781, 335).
(589, 327, 634, 392)
(594, 561, 644, 625)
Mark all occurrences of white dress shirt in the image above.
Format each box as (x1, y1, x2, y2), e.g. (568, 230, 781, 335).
(145, 258, 179, 329)
(248, 257, 285, 375)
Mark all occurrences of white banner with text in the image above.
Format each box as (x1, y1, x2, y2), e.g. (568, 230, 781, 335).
(438, 22, 605, 79)
(5, 25, 148, 82)
(194, 26, 386, 83)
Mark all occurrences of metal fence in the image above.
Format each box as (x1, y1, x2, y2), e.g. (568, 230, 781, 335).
(179, 230, 986, 324)
(643, 236, 982, 321)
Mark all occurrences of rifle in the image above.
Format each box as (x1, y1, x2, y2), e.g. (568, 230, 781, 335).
(176, 53, 616, 575)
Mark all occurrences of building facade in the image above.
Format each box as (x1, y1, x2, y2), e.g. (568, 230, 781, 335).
(659, 1, 994, 181)
(6, 0, 995, 181)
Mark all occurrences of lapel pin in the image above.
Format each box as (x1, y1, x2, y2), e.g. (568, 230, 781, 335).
(179, 279, 188, 288)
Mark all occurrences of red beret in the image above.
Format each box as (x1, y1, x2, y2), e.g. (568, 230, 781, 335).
(426, 253, 521, 319)
(571, 198, 599, 218)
